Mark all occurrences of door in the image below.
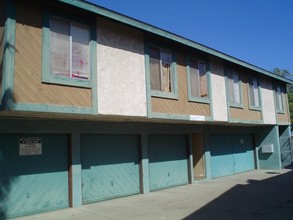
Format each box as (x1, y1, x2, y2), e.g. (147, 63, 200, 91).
(0, 134, 69, 219)
(232, 134, 255, 173)
(192, 133, 206, 180)
(210, 134, 234, 178)
(81, 134, 140, 203)
(148, 134, 188, 191)
(210, 134, 255, 178)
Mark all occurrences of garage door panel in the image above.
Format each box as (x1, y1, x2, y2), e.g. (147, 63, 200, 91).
(148, 134, 188, 191)
(210, 135, 234, 178)
(149, 135, 187, 162)
(0, 135, 69, 218)
(232, 135, 255, 173)
(211, 155, 234, 178)
(81, 135, 139, 203)
(210, 134, 255, 178)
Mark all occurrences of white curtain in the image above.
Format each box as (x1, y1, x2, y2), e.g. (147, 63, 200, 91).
(150, 47, 161, 91)
(50, 17, 70, 77)
(160, 51, 172, 92)
(71, 22, 90, 79)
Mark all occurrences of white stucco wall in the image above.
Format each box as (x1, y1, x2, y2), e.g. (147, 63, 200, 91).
(209, 58, 228, 122)
(261, 79, 277, 124)
(96, 18, 147, 117)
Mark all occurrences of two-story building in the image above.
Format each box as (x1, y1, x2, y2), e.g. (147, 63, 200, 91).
(0, 0, 292, 218)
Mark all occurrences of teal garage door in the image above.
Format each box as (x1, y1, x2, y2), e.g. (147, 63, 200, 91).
(148, 134, 188, 191)
(232, 134, 255, 173)
(81, 134, 140, 203)
(210, 134, 234, 177)
(210, 134, 255, 178)
(0, 134, 69, 219)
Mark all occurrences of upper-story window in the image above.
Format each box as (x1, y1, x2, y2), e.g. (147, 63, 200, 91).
(42, 13, 96, 88)
(248, 77, 260, 109)
(274, 85, 284, 113)
(187, 58, 209, 103)
(227, 71, 242, 107)
(50, 17, 90, 80)
(149, 46, 177, 99)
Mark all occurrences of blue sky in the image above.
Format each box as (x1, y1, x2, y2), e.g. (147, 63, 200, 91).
(87, 0, 293, 74)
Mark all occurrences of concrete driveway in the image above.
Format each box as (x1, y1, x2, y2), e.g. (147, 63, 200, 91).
(14, 168, 293, 220)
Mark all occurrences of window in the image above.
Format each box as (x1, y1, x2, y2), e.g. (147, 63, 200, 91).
(227, 71, 242, 106)
(187, 58, 209, 102)
(149, 46, 177, 99)
(248, 77, 260, 109)
(50, 17, 90, 80)
(42, 14, 95, 88)
(274, 85, 284, 112)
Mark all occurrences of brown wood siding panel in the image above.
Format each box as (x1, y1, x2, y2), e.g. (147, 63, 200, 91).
(277, 93, 290, 123)
(229, 79, 262, 121)
(13, 2, 91, 107)
(151, 53, 210, 116)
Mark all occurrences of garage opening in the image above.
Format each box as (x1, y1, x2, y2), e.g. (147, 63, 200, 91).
(0, 134, 69, 219)
(210, 134, 255, 178)
(81, 134, 140, 204)
(148, 134, 188, 191)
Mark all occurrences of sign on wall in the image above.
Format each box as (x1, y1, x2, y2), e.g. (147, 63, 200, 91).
(19, 138, 42, 156)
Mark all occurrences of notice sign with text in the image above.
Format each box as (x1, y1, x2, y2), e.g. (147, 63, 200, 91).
(19, 138, 42, 156)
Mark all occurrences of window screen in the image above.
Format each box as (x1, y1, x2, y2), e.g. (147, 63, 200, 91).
(149, 46, 172, 93)
(189, 59, 208, 99)
(50, 17, 70, 77)
(275, 85, 284, 112)
(248, 77, 260, 107)
(50, 17, 90, 80)
(228, 72, 241, 105)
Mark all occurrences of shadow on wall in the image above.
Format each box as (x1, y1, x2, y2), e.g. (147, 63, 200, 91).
(1, 32, 17, 110)
(0, 89, 15, 220)
(0, 134, 69, 219)
(0, 141, 17, 220)
(183, 169, 293, 220)
(1, 90, 14, 110)
(0, 169, 17, 220)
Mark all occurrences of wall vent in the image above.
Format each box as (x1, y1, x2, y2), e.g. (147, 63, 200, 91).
(262, 144, 274, 153)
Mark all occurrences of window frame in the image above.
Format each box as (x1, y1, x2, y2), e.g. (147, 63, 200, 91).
(186, 57, 210, 103)
(42, 11, 96, 88)
(147, 45, 178, 100)
(226, 70, 243, 108)
(247, 76, 261, 110)
(274, 84, 285, 114)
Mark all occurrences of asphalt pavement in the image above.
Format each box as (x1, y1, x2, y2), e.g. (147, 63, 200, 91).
(14, 168, 293, 220)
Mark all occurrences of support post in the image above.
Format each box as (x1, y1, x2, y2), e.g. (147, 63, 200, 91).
(140, 134, 150, 194)
(69, 133, 82, 207)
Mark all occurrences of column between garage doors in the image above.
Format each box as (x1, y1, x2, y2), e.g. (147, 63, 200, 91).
(68, 133, 193, 206)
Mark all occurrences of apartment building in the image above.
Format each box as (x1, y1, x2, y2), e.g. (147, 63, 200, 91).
(0, 0, 291, 218)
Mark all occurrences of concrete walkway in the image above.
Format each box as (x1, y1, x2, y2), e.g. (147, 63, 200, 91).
(15, 169, 293, 220)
